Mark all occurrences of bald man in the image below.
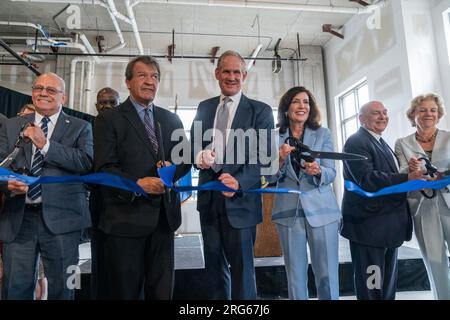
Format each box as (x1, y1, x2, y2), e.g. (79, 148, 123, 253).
(341, 101, 423, 300)
(95, 87, 120, 114)
(0, 72, 93, 299)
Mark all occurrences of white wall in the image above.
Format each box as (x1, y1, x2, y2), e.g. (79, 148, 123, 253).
(53, 45, 325, 118)
(432, 0, 450, 128)
(324, 0, 449, 202)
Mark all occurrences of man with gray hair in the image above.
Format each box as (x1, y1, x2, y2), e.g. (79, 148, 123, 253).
(341, 101, 423, 300)
(190, 50, 274, 299)
(0, 72, 93, 299)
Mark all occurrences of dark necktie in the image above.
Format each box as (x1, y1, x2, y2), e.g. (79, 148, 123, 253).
(379, 137, 397, 169)
(144, 107, 158, 153)
(212, 96, 231, 172)
(27, 117, 49, 200)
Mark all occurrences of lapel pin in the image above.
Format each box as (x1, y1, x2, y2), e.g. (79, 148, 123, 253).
(65, 119, 70, 123)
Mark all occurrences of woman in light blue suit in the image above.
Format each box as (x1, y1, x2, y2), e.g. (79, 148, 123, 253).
(395, 93, 450, 300)
(272, 86, 341, 300)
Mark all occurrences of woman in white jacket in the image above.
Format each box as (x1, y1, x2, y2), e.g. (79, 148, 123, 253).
(395, 93, 450, 300)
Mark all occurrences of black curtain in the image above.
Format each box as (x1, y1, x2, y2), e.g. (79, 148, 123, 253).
(0, 86, 32, 118)
(0, 85, 95, 125)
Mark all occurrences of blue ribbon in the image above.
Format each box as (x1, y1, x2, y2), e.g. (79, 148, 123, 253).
(4, 164, 447, 199)
(157, 165, 303, 195)
(345, 176, 450, 198)
(0, 167, 146, 196)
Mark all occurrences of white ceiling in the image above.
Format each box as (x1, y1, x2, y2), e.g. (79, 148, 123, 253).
(0, 0, 371, 59)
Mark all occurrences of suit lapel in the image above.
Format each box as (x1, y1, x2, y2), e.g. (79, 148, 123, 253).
(229, 95, 249, 131)
(51, 111, 70, 144)
(22, 113, 35, 167)
(121, 98, 158, 161)
(280, 129, 299, 182)
(202, 97, 220, 149)
(298, 127, 317, 180)
(361, 128, 398, 172)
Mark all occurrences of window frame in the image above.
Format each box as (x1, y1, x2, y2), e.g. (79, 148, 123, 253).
(337, 81, 369, 146)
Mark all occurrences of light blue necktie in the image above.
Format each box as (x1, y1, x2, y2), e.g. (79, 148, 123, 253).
(212, 97, 231, 172)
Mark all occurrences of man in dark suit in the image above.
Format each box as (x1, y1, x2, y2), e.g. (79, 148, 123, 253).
(0, 72, 93, 300)
(190, 50, 274, 299)
(94, 56, 190, 299)
(341, 101, 423, 300)
(89, 87, 120, 300)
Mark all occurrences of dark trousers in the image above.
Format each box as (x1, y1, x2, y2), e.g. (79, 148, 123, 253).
(99, 212, 174, 300)
(199, 191, 257, 300)
(89, 227, 107, 299)
(2, 207, 80, 300)
(349, 241, 398, 300)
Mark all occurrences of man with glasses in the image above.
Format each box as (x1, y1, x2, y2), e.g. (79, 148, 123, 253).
(95, 87, 120, 114)
(0, 72, 93, 300)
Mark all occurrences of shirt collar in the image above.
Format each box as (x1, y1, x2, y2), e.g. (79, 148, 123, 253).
(362, 126, 382, 141)
(130, 96, 153, 111)
(35, 108, 61, 126)
(220, 91, 242, 104)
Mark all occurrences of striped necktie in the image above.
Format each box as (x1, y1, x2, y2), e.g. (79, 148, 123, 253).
(144, 107, 159, 153)
(27, 117, 49, 200)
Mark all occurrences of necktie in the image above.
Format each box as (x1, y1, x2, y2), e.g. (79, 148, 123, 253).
(212, 97, 231, 172)
(144, 107, 159, 153)
(27, 117, 49, 201)
(379, 137, 397, 169)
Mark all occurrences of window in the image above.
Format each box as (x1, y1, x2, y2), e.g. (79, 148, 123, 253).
(338, 82, 369, 144)
(169, 106, 199, 201)
(444, 8, 450, 64)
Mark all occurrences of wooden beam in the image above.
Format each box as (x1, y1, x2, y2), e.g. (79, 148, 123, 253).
(322, 24, 344, 39)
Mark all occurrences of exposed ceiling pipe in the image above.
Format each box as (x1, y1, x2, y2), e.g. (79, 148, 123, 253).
(106, 0, 132, 24)
(104, 5, 126, 53)
(125, 0, 144, 55)
(246, 43, 262, 72)
(132, 0, 388, 14)
(11, 0, 105, 4)
(79, 33, 101, 62)
(26, 39, 89, 53)
(0, 38, 40, 75)
(10, 0, 387, 14)
(106, 0, 143, 54)
(1, 36, 72, 42)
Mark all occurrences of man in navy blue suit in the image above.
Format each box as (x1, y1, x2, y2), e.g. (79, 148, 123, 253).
(341, 101, 423, 300)
(190, 50, 274, 299)
(0, 73, 93, 299)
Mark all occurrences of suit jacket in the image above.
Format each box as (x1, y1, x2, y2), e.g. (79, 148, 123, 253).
(395, 129, 450, 216)
(272, 127, 341, 228)
(0, 111, 93, 242)
(341, 127, 412, 248)
(94, 97, 191, 237)
(190, 94, 274, 229)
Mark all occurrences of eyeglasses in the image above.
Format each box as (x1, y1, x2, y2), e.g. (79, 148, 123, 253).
(32, 85, 64, 95)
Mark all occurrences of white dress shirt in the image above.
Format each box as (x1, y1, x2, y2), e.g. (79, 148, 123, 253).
(26, 109, 61, 204)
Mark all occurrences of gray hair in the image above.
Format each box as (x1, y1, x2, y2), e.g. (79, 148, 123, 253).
(406, 93, 445, 127)
(125, 56, 161, 81)
(35, 72, 65, 92)
(216, 50, 246, 72)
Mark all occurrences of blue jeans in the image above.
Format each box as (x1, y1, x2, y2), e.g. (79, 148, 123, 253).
(1, 207, 80, 300)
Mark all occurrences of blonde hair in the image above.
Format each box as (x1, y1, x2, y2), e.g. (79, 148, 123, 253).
(18, 103, 35, 116)
(406, 93, 445, 127)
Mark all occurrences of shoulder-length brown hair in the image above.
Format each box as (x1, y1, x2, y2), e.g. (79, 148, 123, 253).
(277, 86, 321, 134)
